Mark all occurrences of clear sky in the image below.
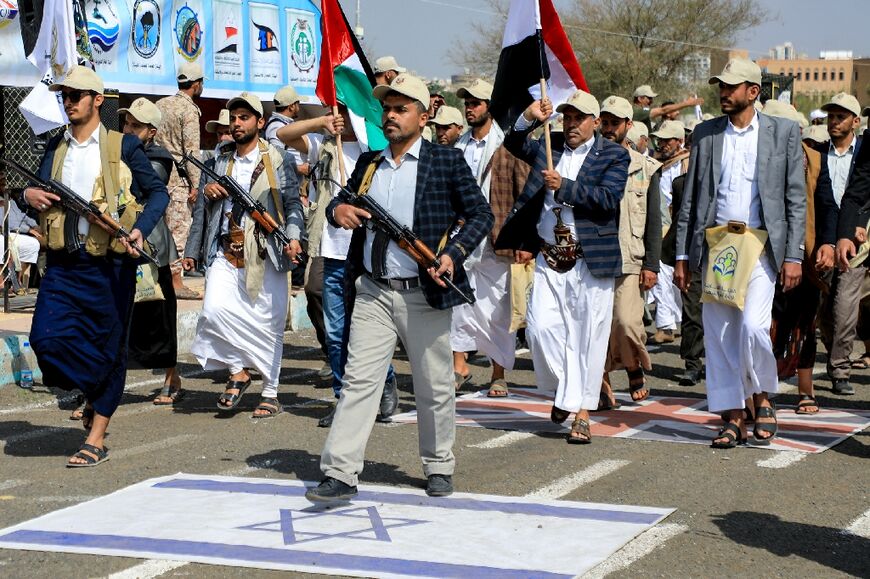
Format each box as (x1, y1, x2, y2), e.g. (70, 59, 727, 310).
(339, 0, 870, 79)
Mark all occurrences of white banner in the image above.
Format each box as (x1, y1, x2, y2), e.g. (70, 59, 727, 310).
(249, 2, 281, 85)
(0, 0, 40, 85)
(285, 7, 316, 89)
(128, 0, 165, 75)
(211, 0, 241, 82)
(171, 0, 205, 72)
(85, 0, 126, 72)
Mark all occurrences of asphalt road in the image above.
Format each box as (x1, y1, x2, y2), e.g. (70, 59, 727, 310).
(0, 329, 867, 578)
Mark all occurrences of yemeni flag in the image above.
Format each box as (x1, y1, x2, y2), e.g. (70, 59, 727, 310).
(490, 0, 588, 130)
(316, 0, 387, 152)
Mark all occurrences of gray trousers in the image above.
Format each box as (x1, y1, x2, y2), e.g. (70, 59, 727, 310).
(321, 275, 455, 486)
(821, 265, 866, 379)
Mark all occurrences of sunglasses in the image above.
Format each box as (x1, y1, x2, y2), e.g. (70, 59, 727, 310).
(61, 90, 96, 103)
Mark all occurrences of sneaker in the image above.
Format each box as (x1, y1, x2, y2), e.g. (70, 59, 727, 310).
(426, 474, 453, 497)
(317, 363, 333, 380)
(653, 329, 675, 344)
(831, 379, 855, 395)
(305, 477, 358, 503)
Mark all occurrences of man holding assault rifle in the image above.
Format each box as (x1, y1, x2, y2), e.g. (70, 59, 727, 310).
(12, 66, 169, 467)
(306, 74, 493, 501)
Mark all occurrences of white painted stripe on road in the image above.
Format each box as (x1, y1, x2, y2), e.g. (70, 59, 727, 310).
(36, 495, 98, 503)
(218, 457, 280, 477)
(105, 559, 188, 579)
(756, 451, 805, 469)
(583, 523, 688, 578)
(112, 434, 200, 460)
(468, 431, 535, 449)
(845, 508, 870, 539)
(0, 426, 64, 449)
(0, 479, 27, 491)
(524, 459, 631, 500)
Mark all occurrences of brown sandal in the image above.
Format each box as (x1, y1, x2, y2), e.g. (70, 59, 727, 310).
(627, 368, 649, 401)
(567, 416, 592, 444)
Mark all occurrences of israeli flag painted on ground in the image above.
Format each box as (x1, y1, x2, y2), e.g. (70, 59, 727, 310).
(0, 473, 674, 578)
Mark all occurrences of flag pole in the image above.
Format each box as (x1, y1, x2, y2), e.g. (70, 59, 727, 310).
(333, 105, 347, 187)
(539, 79, 554, 171)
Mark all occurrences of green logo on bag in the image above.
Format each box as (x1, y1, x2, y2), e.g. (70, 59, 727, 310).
(713, 246, 737, 279)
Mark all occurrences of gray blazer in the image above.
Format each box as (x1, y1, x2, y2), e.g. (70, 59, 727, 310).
(184, 143, 304, 272)
(675, 113, 806, 272)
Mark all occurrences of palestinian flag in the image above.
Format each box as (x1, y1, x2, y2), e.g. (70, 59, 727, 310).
(316, 0, 387, 152)
(490, 0, 588, 130)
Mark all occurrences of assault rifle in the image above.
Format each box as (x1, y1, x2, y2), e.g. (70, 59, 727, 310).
(183, 152, 294, 249)
(311, 169, 474, 305)
(0, 157, 159, 266)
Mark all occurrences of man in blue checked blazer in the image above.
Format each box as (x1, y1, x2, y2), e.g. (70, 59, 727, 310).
(307, 74, 493, 503)
(496, 90, 630, 446)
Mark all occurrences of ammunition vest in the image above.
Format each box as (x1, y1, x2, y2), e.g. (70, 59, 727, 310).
(40, 126, 143, 258)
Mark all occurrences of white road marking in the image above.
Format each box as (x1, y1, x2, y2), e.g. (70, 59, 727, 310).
(583, 523, 689, 578)
(468, 431, 535, 449)
(112, 434, 200, 460)
(105, 559, 189, 579)
(756, 451, 805, 469)
(524, 459, 631, 500)
(36, 495, 98, 503)
(0, 479, 27, 491)
(845, 508, 870, 539)
(0, 426, 65, 450)
(0, 393, 81, 416)
(218, 458, 280, 477)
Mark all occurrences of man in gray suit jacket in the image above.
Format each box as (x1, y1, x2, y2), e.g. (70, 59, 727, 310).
(674, 58, 806, 448)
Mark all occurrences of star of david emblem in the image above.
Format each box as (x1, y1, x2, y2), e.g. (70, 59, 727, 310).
(238, 506, 428, 545)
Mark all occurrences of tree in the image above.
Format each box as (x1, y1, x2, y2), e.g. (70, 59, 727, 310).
(452, 0, 767, 114)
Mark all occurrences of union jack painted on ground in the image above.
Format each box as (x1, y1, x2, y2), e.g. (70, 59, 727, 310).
(391, 389, 870, 454)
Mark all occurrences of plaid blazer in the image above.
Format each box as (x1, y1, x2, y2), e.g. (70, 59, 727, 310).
(328, 138, 494, 310)
(495, 127, 630, 278)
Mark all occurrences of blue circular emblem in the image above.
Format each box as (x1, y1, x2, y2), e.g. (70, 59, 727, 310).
(132, 0, 161, 59)
(174, 3, 202, 61)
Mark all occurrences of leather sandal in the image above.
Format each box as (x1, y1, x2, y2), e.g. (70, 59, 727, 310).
(567, 416, 592, 444)
(753, 403, 777, 445)
(217, 378, 251, 411)
(252, 397, 283, 419)
(795, 395, 819, 415)
(550, 405, 571, 424)
(711, 423, 746, 449)
(67, 443, 109, 468)
(627, 367, 649, 401)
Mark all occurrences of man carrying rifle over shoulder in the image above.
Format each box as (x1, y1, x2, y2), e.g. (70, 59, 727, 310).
(20, 66, 169, 467)
(183, 92, 303, 418)
(306, 74, 493, 502)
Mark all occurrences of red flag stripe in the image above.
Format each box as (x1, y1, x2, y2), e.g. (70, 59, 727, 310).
(315, 0, 355, 107)
(539, 0, 587, 92)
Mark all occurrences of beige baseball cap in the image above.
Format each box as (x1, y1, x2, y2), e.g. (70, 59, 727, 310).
(803, 125, 830, 144)
(651, 120, 686, 140)
(48, 65, 104, 94)
(119, 97, 162, 128)
(709, 57, 762, 86)
(373, 56, 406, 74)
(626, 123, 648, 145)
(227, 92, 264, 116)
(599, 95, 633, 120)
(555, 90, 600, 117)
(177, 61, 205, 82)
(206, 109, 231, 133)
(685, 118, 701, 132)
(762, 99, 802, 124)
(372, 73, 429, 107)
(274, 85, 300, 107)
(822, 92, 862, 117)
(633, 85, 658, 98)
(456, 78, 494, 101)
(431, 105, 464, 127)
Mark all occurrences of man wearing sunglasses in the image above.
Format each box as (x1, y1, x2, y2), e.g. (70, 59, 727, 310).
(22, 66, 169, 468)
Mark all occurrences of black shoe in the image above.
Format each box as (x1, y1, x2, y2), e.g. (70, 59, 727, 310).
(426, 474, 453, 497)
(377, 375, 398, 422)
(305, 477, 358, 503)
(832, 379, 855, 395)
(318, 405, 336, 428)
(678, 368, 702, 386)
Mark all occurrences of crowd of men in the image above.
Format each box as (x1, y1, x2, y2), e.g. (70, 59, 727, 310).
(7, 52, 870, 497)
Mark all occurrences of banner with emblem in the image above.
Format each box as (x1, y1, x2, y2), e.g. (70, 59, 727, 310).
(0, 0, 322, 102)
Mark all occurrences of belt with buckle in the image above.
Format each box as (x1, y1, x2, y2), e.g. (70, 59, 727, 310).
(367, 272, 420, 290)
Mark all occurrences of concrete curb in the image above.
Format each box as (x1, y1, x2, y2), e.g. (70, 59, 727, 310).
(0, 291, 313, 388)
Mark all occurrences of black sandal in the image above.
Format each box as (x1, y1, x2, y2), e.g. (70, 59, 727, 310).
(567, 416, 592, 444)
(753, 403, 777, 445)
(795, 395, 819, 415)
(154, 384, 184, 406)
(711, 423, 746, 449)
(550, 405, 571, 424)
(627, 368, 649, 401)
(81, 406, 95, 431)
(217, 378, 251, 411)
(67, 443, 109, 468)
(594, 390, 621, 412)
(252, 397, 283, 419)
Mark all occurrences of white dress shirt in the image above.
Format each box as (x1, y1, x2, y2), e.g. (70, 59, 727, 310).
(462, 133, 488, 178)
(363, 137, 422, 279)
(308, 133, 360, 260)
(220, 147, 259, 235)
(537, 136, 595, 243)
(61, 127, 102, 236)
(659, 154, 685, 206)
(715, 113, 762, 228)
(827, 135, 856, 207)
